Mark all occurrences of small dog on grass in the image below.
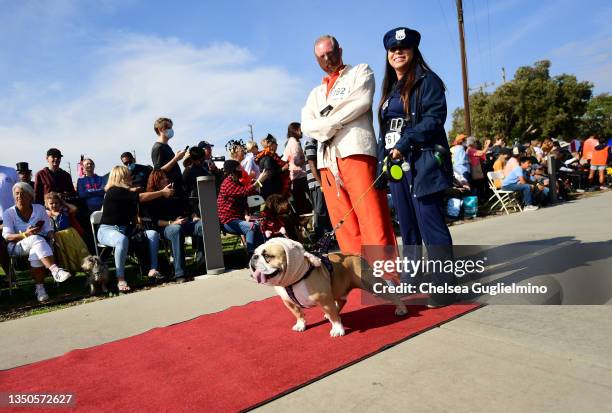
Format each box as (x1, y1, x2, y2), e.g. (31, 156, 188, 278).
(81, 255, 109, 296)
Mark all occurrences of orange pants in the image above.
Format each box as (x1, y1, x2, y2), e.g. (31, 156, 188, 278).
(320, 154, 396, 255)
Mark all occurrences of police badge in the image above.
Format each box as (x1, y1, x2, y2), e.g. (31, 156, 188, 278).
(395, 29, 406, 41)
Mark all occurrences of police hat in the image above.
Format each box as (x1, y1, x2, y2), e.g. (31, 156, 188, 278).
(384, 27, 421, 51)
(197, 140, 214, 149)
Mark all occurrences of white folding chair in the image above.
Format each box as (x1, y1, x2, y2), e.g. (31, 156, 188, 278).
(486, 171, 523, 215)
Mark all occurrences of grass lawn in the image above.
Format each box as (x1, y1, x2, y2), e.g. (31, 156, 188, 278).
(0, 234, 249, 321)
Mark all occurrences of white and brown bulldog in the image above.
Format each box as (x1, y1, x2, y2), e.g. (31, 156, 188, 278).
(249, 238, 407, 337)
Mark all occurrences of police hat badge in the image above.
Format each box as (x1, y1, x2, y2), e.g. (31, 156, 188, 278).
(395, 29, 406, 41)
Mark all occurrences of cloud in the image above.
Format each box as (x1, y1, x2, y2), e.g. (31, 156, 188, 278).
(546, 33, 612, 93)
(0, 34, 305, 175)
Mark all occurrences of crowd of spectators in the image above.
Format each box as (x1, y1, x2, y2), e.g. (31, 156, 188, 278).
(0, 116, 609, 303)
(449, 133, 610, 213)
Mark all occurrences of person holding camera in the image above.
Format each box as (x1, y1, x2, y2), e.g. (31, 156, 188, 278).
(301, 35, 395, 255)
(143, 169, 203, 282)
(151, 117, 186, 199)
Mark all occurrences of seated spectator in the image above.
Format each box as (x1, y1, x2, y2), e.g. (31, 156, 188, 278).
(198, 140, 223, 193)
(226, 139, 252, 186)
(44, 192, 89, 273)
(260, 194, 290, 240)
(451, 134, 471, 184)
(2, 183, 72, 302)
(144, 169, 204, 282)
(492, 148, 512, 188)
(120, 152, 152, 191)
(255, 134, 290, 200)
(531, 164, 550, 204)
(76, 158, 106, 212)
(182, 146, 209, 214)
(501, 157, 538, 211)
(503, 148, 522, 177)
(242, 140, 260, 180)
(98, 166, 172, 291)
(16, 162, 34, 188)
(1, 164, 19, 275)
(217, 160, 267, 254)
(34, 148, 76, 204)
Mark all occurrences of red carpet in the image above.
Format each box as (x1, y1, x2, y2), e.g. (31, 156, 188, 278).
(1, 294, 479, 412)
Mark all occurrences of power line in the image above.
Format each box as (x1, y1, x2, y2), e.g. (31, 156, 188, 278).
(437, 0, 459, 57)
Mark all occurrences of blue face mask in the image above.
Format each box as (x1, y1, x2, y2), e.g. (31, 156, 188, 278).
(165, 128, 174, 139)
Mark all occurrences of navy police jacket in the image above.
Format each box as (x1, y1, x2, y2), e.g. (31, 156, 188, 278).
(376, 65, 452, 198)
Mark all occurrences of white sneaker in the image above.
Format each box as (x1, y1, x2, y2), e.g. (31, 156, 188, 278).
(35, 285, 49, 302)
(523, 205, 539, 212)
(51, 267, 72, 282)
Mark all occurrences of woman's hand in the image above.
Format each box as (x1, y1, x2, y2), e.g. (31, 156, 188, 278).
(24, 225, 40, 236)
(172, 217, 188, 226)
(390, 148, 403, 160)
(258, 169, 270, 183)
(161, 184, 174, 198)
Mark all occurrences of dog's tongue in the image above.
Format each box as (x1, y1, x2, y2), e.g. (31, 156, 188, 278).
(252, 270, 266, 284)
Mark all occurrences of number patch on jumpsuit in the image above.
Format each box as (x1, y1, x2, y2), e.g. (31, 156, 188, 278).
(385, 132, 401, 149)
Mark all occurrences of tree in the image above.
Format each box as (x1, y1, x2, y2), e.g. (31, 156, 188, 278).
(580, 93, 612, 137)
(449, 60, 594, 142)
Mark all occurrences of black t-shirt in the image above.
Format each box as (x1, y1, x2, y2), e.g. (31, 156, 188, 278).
(182, 164, 209, 198)
(100, 186, 139, 226)
(129, 163, 152, 189)
(151, 142, 183, 195)
(259, 155, 282, 198)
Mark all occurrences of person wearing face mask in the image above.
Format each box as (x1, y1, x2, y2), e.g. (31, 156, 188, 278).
(34, 148, 77, 205)
(377, 27, 455, 306)
(120, 152, 152, 191)
(76, 158, 105, 212)
(151, 117, 187, 198)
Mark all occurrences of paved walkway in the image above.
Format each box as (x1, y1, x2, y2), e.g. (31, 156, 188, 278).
(1, 192, 611, 412)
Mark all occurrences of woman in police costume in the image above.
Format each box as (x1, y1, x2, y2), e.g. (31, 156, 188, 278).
(377, 27, 453, 249)
(377, 27, 456, 306)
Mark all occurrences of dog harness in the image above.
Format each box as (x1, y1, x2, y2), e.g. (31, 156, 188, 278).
(283, 256, 334, 309)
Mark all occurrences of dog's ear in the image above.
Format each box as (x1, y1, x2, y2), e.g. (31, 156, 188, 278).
(81, 256, 93, 271)
(304, 251, 321, 267)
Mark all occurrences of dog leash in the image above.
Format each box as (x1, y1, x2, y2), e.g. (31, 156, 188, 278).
(312, 169, 387, 255)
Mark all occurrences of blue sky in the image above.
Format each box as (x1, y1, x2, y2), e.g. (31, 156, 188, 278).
(1, 0, 610, 175)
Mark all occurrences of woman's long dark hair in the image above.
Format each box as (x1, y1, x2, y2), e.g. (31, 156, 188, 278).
(377, 47, 439, 126)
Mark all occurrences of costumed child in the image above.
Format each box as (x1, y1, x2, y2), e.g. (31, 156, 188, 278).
(44, 192, 89, 273)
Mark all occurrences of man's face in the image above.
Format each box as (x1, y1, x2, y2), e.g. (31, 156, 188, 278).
(47, 155, 61, 170)
(18, 171, 31, 183)
(315, 39, 343, 75)
(83, 159, 94, 174)
(521, 161, 532, 170)
(121, 156, 133, 166)
(203, 147, 212, 159)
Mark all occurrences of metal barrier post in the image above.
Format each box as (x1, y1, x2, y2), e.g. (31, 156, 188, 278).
(547, 155, 557, 204)
(196, 176, 225, 275)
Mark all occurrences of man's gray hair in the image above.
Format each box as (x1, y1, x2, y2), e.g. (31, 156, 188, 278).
(314, 35, 339, 51)
(12, 182, 35, 199)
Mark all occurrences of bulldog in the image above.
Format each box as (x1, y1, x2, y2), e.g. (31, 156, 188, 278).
(249, 238, 407, 337)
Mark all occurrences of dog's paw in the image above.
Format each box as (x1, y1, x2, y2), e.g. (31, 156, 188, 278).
(292, 319, 307, 332)
(329, 323, 345, 337)
(395, 305, 408, 317)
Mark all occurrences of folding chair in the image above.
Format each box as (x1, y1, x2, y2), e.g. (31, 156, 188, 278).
(486, 172, 523, 215)
(90, 211, 143, 276)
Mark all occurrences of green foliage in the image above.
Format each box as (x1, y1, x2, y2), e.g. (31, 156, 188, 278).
(449, 60, 596, 142)
(579, 93, 612, 137)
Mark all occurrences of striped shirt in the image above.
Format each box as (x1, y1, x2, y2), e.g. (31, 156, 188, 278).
(303, 137, 320, 190)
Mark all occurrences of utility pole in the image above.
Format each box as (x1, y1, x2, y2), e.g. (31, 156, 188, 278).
(248, 124, 254, 141)
(501, 67, 507, 83)
(456, 0, 471, 136)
